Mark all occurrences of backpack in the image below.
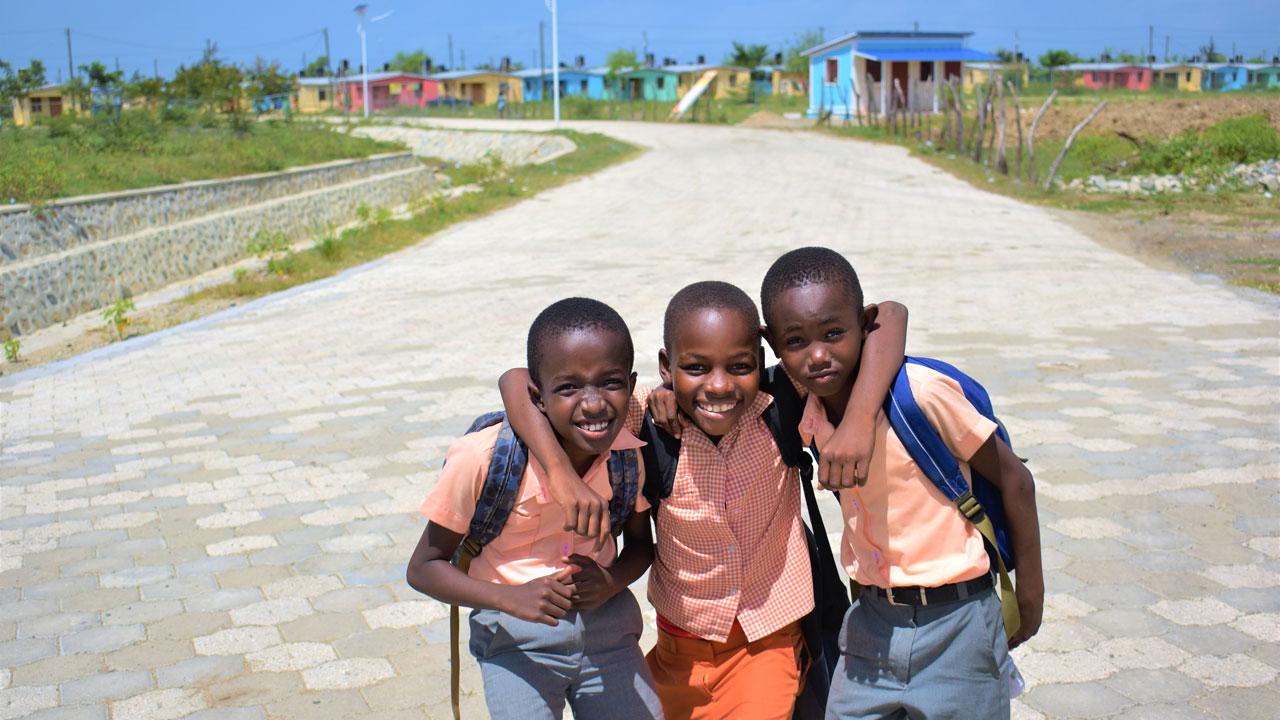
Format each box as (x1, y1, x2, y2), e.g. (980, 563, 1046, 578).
(445, 410, 642, 720)
(881, 357, 1021, 640)
(637, 365, 849, 720)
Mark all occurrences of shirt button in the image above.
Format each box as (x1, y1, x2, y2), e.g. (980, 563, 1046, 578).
(726, 545, 736, 554)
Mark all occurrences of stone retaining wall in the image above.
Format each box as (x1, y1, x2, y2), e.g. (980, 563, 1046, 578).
(2, 155, 438, 336)
(348, 124, 576, 167)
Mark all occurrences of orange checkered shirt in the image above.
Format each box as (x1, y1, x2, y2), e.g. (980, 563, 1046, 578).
(627, 386, 814, 643)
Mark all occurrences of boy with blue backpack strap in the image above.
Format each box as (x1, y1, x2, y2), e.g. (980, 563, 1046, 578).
(406, 298, 663, 720)
(759, 248, 1044, 720)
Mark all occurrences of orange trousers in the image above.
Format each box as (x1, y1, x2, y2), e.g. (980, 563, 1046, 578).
(645, 621, 802, 720)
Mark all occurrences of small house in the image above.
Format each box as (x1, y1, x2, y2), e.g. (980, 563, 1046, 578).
(10, 84, 82, 126)
(325, 72, 440, 113)
(751, 65, 806, 97)
(515, 65, 608, 101)
(1248, 63, 1280, 89)
(295, 77, 339, 112)
(610, 67, 679, 101)
(1063, 63, 1153, 91)
(668, 63, 752, 100)
(801, 30, 999, 117)
(431, 70, 522, 105)
(962, 62, 1030, 90)
(1151, 64, 1201, 92)
(1202, 64, 1249, 91)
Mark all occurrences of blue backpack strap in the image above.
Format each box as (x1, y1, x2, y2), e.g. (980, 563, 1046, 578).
(883, 358, 1021, 639)
(449, 412, 528, 564)
(606, 448, 641, 534)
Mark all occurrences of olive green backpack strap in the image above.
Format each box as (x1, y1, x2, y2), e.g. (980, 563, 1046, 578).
(958, 493, 1020, 639)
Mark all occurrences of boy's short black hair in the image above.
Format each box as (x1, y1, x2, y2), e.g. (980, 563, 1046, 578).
(663, 281, 760, 350)
(760, 247, 864, 326)
(527, 297, 634, 383)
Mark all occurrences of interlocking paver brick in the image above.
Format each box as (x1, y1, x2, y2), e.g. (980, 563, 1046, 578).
(59, 670, 154, 704)
(1, 119, 1276, 718)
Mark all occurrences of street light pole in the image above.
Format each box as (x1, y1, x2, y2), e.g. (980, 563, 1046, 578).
(355, 5, 370, 118)
(547, 0, 560, 126)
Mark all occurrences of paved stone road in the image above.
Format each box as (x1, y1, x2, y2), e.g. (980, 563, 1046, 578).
(2, 119, 1278, 720)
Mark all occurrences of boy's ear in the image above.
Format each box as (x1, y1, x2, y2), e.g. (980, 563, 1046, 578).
(759, 323, 779, 355)
(527, 380, 545, 412)
(860, 303, 879, 338)
(657, 348, 672, 386)
(627, 370, 637, 393)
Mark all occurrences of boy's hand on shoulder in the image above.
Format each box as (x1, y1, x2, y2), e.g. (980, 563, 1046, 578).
(647, 385, 687, 436)
(564, 554, 617, 609)
(1008, 578, 1044, 649)
(818, 410, 880, 488)
(501, 567, 576, 626)
(546, 467, 611, 550)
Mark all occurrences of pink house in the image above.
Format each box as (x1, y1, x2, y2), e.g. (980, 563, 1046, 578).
(1064, 63, 1153, 91)
(336, 72, 441, 112)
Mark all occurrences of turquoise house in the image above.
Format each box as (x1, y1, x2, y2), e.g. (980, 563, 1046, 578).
(609, 67, 679, 101)
(800, 30, 997, 118)
(1203, 64, 1250, 91)
(1248, 64, 1280, 89)
(515, 66, 609, 101)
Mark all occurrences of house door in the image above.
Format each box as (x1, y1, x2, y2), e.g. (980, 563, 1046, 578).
(944, 61, 962, 83)
(49, 97, 63, 117)
(629, 78, 642, 99)
(470, 84, 486, 104)
(890, 62, 909, 107)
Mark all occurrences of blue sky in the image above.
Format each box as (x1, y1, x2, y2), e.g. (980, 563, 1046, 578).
(2, 1, 1275, 80)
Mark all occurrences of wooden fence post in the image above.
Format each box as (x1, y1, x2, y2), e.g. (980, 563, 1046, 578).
(948, 79, 964, 154)
(995, 77, 1009, 174)
(1006, 80, 1025, 180)
(1026, 90, 1057, 184)
(1043, 101, 1106, 191)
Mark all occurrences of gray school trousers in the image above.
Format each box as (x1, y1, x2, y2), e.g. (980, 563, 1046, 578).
(469, 588, 664, 720)
(825, 587, 1011, 720)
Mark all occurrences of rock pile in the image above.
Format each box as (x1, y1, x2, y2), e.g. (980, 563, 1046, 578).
(1057, 159, 1279, 196)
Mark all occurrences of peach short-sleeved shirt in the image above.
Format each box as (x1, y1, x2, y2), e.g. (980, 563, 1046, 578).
(799, 363, 997, 589)
(420, 423, 650, 586)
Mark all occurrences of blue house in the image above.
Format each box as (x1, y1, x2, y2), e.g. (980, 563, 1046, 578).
(800, 30, 998, 118)
(515, 66, 608, 101)
(1203, 64, 1252, 91)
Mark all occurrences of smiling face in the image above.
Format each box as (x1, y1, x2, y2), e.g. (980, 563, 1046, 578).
(660, 307, 762, 440)
(530, 328, 636, 474)
(765, 283, 868, 415)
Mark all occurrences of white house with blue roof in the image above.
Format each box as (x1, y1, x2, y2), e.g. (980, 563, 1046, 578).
(801, 30, 998, 118)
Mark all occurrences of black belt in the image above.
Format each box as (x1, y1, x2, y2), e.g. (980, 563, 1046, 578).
(857, 573, 993, 607)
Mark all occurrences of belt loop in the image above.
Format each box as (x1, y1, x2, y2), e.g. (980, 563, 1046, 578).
(885, 587, 899, 606)
(919, 587, 928, 606)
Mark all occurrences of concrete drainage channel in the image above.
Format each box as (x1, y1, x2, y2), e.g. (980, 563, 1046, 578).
(1, 124, 576, 341)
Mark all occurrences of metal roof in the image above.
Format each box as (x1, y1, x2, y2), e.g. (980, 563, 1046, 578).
(801, 30, 974, 57)
(853, 48, 999, 62)
(430, 69, 518, 80)
(664, 63, 748, 73)
(512, 67, 606, 78)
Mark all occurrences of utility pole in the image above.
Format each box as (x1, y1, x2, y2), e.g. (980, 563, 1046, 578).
(65, 27, 75, 82)
(448, 34, 454, 69)
(1148, 25, 1154, 64)
(548, 0, 560, 126)
(323, 26, 334, 110)
(1164, 35, 1170, 62)
(539, 21, 546, 101)
(643, 30, 648, 62)
(153, 59, 159, 78)
(461, 49, 465, 70)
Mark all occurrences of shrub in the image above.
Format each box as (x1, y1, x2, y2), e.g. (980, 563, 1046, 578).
(1139, 115, 1280, 175)
(3, 338, 20, 363)
(0, 145, 64, 202)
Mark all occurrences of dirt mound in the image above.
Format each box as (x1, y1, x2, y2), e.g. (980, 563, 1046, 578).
(1031, 95, 1280, 141)
(740, 110, 807, 128)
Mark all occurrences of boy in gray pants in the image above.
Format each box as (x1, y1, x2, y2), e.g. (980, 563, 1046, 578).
(407, 298, 663, 720)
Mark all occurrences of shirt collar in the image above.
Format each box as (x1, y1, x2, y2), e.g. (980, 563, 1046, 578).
(526, 426, 646, 501)
(798, 392, 835, 448)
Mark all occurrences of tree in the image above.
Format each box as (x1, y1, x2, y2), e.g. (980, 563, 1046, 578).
(247, 57, 293, 99)
(605, 48, 638, 78)
(1038, 48, 1080, 84)
(302, 55, 330, 77)
(1, 59, 48, 119)
(1199, 38, 1226, 63)
(389, 49, 433, 74)
(169, 44, 244, 112)
(79, 61, 125, 114)
(784, 30, 824, 75)
(995, 48, 1016, 63)
(124, 70, 164, 107)
(727, 42, 769, 71)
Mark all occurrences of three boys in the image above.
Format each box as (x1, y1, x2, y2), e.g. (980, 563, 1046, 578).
(408, 248, 1044, 719)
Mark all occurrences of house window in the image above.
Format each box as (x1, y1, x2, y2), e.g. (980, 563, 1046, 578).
(1186, 71, 1192, 81)
(867, 60, 882, 82)
(728, 74, 737, 87)
(30, 98, 43, 113)
(825, 58, 838, 83)
(656, 77, 665, 89)
(919, 62, 933, 81)
(580, 79, 588, 93)
(318, 89, 327, 101)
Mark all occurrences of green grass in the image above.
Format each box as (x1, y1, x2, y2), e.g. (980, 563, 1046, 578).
(188, 130, 638, 303)
(1229, 256, 1280, 267)
(0, 110, 403, 203)
(375, 92, 808, 125)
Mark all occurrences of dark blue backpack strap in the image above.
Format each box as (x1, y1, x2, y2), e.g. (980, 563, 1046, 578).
(450, 413, 527, 563)
(606, 448, 641, 534)
(637, 410, 680, 514)
(883, 363, 972, 502)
